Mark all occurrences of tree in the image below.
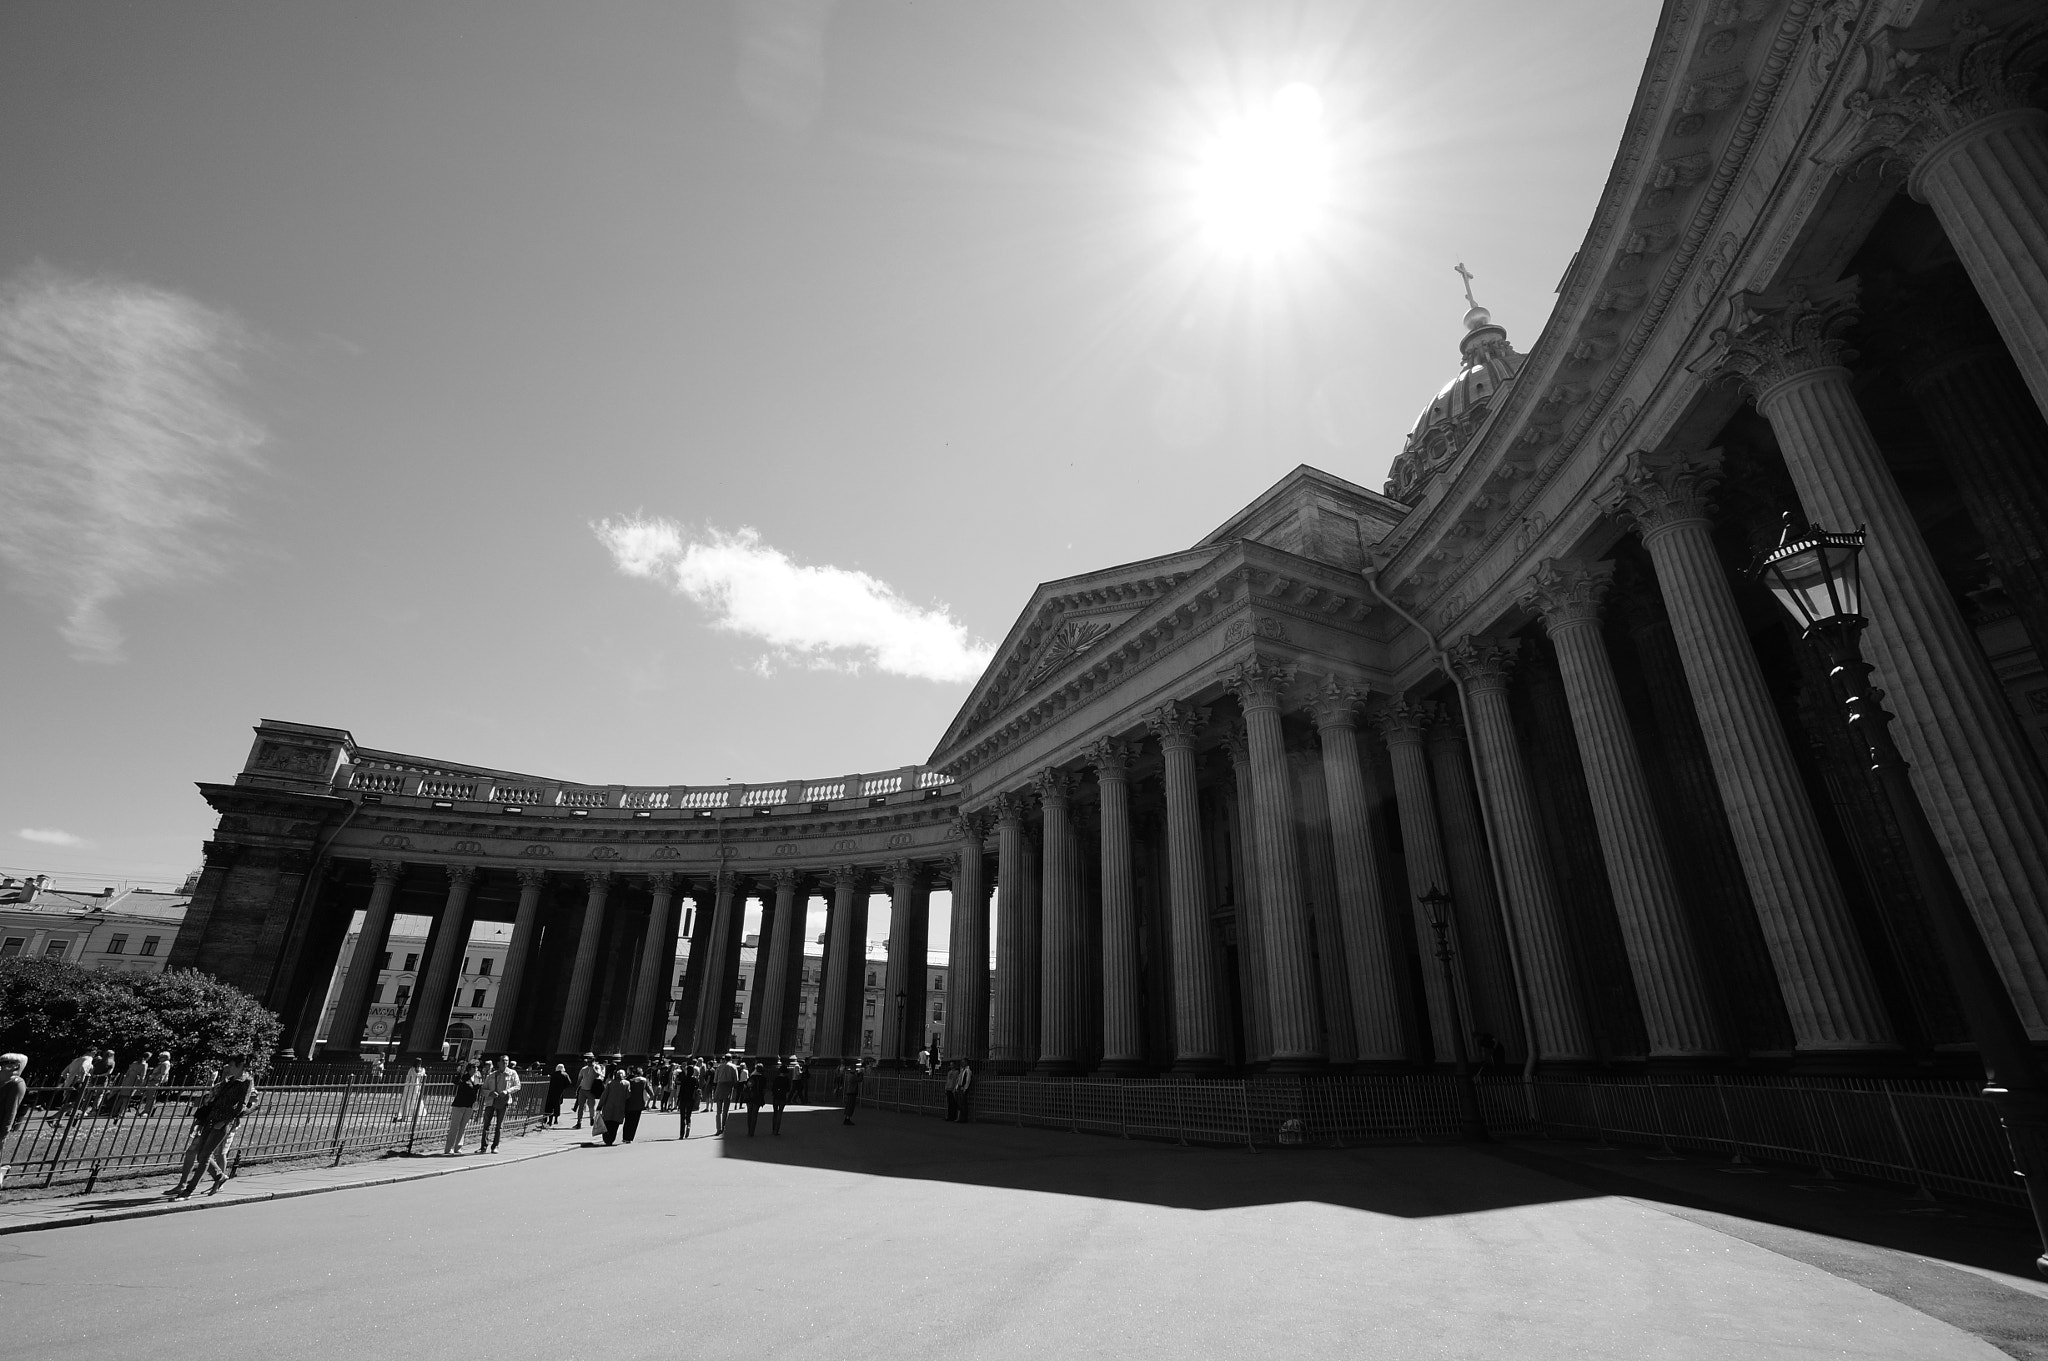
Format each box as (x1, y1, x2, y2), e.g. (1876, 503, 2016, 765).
(0, 958, 279, 1081)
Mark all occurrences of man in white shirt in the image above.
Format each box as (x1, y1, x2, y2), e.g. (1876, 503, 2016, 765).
(478, 1055, 522, 1152)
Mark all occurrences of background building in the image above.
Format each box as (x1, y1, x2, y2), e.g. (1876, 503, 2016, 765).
(0, 876, 189, 976)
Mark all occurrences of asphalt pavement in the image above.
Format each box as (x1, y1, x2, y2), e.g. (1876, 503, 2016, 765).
(1, 1103, 2042, 1360)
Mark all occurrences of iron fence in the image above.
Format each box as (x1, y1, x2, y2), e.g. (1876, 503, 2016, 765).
(0, 1075, 549, 1198)
(864, 1071, 2023, 1207)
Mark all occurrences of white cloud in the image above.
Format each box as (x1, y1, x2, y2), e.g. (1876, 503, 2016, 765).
(0, 265, 265, 661)
(18, 828, 86, 848)
(594, 515, 994, 683)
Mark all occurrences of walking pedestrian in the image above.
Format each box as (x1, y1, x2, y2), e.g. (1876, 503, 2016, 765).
(106, 1052, 148, 1121)
(545, 1064, 571, 1125)
(769, 1057, 792, 1135)
(842, 1059, 866, 1126)
(743, 1058, 768, 1136)
(943, 1060, 964, 1122)
(53, 1048, 95, 1124)
(599, 1067, 630, 1146)
(713, 1053, 739, 1135)
(622, 1066, 652, 1144)
(573, 1053, 601, 1128)
(954, 1059, 973, 1123)
(479, 1054, 521, 1152)
(443, 1060, 482, 1155)
(166, 1056, 258, 1199)
(143, 1051, 172, 1116)
(396, 1057, 428, 1125)
(675, 1060, 700, 1138)
(0, 1053, 27, 1137)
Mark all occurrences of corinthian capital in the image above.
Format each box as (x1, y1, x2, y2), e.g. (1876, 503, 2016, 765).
(770, 867, 800, 891)
(369, 859, 405, 884)
(1033, 767, 1076, 807)
(947, 810, 988, 843)
(1598, 447, 1723, 540)
(647, 871, 678, 894)
(1709, 281, 1861, 399)
(1372, 700, 1439, 747)
(1447, 635, 1521, 693)
(1223, 659, 1296, 712)
(1144, 700, 1209, 745)
(1307, 677, 1368, 731)
(831, 864, 863, 890)
(445, 863, 479, 888)
(515, 866, 549, 891)
(1085, 737, 1135, 778)
(1520, 557, 1617, 632)
(990, 791, 1029, 825)
(1837, 13, 2048, 191)
(584, 870, 613, 894)
(1220, 718, 1252, 767)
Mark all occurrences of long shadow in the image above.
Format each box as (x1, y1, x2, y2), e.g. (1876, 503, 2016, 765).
(706, 1104, 2048, 1356)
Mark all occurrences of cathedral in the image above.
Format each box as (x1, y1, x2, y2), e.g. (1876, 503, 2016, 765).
(177, 0, 2048, 1083)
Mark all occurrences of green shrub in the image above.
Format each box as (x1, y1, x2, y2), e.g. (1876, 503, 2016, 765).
(0, 957, 280, 1081)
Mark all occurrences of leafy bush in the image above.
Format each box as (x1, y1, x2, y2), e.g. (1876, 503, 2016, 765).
(0, 957, 280, 1081)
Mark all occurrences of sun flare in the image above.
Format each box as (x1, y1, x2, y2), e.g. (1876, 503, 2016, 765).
(1194, 83, 1332, 256)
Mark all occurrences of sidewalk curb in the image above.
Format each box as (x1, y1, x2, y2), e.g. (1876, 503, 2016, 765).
(0, 1139, 582, 1236)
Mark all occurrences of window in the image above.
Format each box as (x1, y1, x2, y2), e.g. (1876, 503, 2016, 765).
(371, 984, 385, 1004)
(107, 935, 128, 955)
(933, 975, 943, 992)
(139, 936, 160, 957)
(932, 1004, 944, 1022)
(736, 977, 747, 991)
(45, 940, 67, 960)
(862, 1029, 874, 1046)
(471, 988, 487, 1008)
(0, 939, 22, 958)
(462, 957, 472, 975)
(478, 958, 493, 977)
(379, 952, 391, 970)
(865, 999, 875, 1016)
(403, 952, 419, 971)
(676, 972, 686, 988)
(394, 985, 412, 1007)
(732, 1003, 744, 1019)
(866, 971, 876, 986)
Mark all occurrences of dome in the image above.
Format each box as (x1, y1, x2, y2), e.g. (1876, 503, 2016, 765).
(1384, 288, 1524, 505)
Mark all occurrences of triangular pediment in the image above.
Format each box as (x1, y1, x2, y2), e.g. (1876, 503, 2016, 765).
(929, 545, 1227, 760)
(1198, 464, 1407, 570)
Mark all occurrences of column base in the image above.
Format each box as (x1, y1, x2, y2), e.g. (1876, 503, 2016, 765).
(1262, 1057, 1329, 1075)
(1031, 1059, 1082, 1077)
(1169, 1059, 1227, 1078)
(1786, 1045, 1904, 1078)
(991, 1059, 1030, 1076)
(1642, 1054, 1734, 1076)
(1094, 1059, 1151, 1078)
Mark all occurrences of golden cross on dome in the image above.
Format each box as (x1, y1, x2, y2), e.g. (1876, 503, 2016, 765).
(1454, 262, 1478, 309)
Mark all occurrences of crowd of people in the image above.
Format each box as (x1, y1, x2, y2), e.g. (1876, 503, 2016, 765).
(539, 1051, 829, 1143)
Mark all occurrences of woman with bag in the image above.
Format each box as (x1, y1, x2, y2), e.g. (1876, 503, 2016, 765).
(443, 1060, 482, 1155)
(598, 1067, 631, 1146)
(621, 1066, 653, 1144)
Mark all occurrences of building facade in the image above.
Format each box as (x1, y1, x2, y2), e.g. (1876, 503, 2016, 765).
(0, 877, 189, 976)
(175, 1, 2048, 1079)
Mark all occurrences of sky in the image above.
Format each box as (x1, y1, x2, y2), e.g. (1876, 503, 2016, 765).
(0, 1, 1660, 891)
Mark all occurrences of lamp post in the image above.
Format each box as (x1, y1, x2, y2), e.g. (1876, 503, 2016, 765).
(1418, 885, 1488, 1141)
(1756, 514, 2048, 1276)
(894, 989, 907, 1067)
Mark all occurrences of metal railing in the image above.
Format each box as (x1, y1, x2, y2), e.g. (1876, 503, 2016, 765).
(0, 1076, 549, 1198)
(862, 1072, 2023, 1207)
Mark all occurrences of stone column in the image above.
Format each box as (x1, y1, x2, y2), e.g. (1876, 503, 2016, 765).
(619, 872, 678, 1056)
(1032, 770, 1080, 1074)
(672, 881, 717, 1053)
(1521, 559, 1724, 1057)
(1604, 448, 1896, 1054)
(1717, 286, 2048, 1037)
(1849, 20, 2048, 417)
(484, 868, 546, 1054)
(687, 871, 739, 1057)
(880, 860, 928, 1068)
(1290, 740, 1358, 1066)
(945, 815, 991, 1063)
(816, 866, 863, 1062)
(325, 860, 404, 1057)
(1447, 639, 1597, 1063)
(1306, 681, 1408, 1065)
(1145, 702, 1222, 1072)
(1221, 722, 1273, 1065)
(1376, 702, 1462, 1065)
(1087, 738, 1144, 1075)
(751, 870, 800, 1056)
(1427, 714, 1525, 1058)
(554, 871, 613, 1056)
(990, 794, 1032, 1073)
(1225, 660, 1325, 1069)
(403, 865, 477, 1058)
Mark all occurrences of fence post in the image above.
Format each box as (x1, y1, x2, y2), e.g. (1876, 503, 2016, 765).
(1590, 1078, 1614, 1150)
(1646, 1079, 1681, 1159)
(407, 1086, 425, 1156)
(1881, 1079, 1939, 1201)
(1119, 1083, 1129, 1139)
(330, 1076, 356, 1167)
(1241, 1082, 1257, 1154)
(1797, 1080, 1837, 1180)
(1713, 1076, 1750, 1164)
(1174, 1081, 1187, 1147)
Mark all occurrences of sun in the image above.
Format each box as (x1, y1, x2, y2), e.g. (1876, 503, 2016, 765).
(1194, 83, 1332, 256)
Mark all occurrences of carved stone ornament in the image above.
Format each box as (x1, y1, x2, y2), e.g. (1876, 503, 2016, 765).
(1307, 677, 1368, 731)
(369, 859, 405, 883)
(1024, 617, 1115, 691)
(515, 866, 549, 890)
(1144, 700, 1210, 745)
(583, 870, 613, 892)
(832, 864, 862, 889)
(451, 840, 484, 855)
(770, 867, 800, 890)
(773, 843, 800, 857)
(1220, 719, 1252, 766)
(648, 871, 678, 893)
(1520, 557, 1618, 630)
(1598, 447, 1725, 538)
(886, 858, 920, 884)
(1840, 13, 2048, 190)
(1447, 635, 1522, 693)
(1710, 280, 1861, 399)
(378, 834, 411, 850)
(1372, 699, 1440, 746)
(445, 864, 479, 886)
(947, 810, 988, 843)
(991, 791, 1029, 824)
(829, 839, 858, 853)
(1085, 737, 1135, 778)
(650, 846, 681, 860)
(590, 846, 620, 860)
(1223, 659, 1296, 711)
(1033, 767, 1076, 806)
(886, 832, 914, 848)
(521, 844, 553, 859)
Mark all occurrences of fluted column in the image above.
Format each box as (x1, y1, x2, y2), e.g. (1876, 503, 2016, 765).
(1078, 740, 1141, 1074)
(1447, 639, 1596, 1062)
(1847, 19, 2048, 416)
(1604, 448, 1896, 1053)
(879, 860, 929, 1068)
(1376, 702, 1462, 1065)
(1290, 740, 1357, 1066)
(1225, 660, 1324, 1069)
(554, 871, 613, 1055)
(686, 870, 739, 1057)
(1717, 286, 2048, 1037)
(1307, 681, 1408, 1064)
(1222, 723, 1272, 1065)
(404, 864, 478, 1058)
(484, 868, 547, 1054)
(1522, 559, 1724, 1057)
(1145, 702, 1222, 1071)
(326, 859, 404, 1057)
(816, 866, 863, 1062)
(991, 794, 1033, 1073)
(750, 869, 800, 1056)
(1031, 770, 1080, 1074)
(672, 881, 716, 1053)
(1427, 714, 1524, 1058)
(618, 872, 676, 1056)
(945, 816, 991, 1063)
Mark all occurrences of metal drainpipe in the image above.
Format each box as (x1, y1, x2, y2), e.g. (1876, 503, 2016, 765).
(1365, 564, 1542, 1095)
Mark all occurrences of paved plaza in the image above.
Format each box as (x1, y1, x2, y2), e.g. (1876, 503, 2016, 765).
(4, 1107, 2046, 1359)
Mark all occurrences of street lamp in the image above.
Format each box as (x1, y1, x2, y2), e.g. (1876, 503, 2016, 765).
(894, 989, 907, 1068)
(1418, 885, 1487, 1141)
(1757, 514, 2048, 1276)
